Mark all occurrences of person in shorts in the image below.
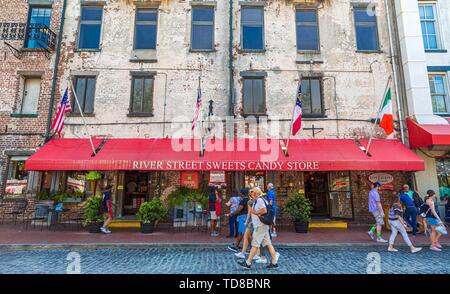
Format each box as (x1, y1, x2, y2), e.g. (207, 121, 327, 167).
(238, 187, 279, 270)
(100, 185, 113, 234)
(208, 185, 219, 237)
(367, 182, 388, 243)
(423, 190, 446, 252)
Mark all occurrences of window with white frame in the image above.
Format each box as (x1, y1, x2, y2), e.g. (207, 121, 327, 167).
(419, 3, 441, 50)
(429, 74, 449, 113)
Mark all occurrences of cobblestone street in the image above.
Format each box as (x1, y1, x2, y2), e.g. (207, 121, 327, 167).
(0, 246, 448, 274)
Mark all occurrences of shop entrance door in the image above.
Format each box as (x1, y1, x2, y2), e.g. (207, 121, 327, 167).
(304, 172, 329, 216)
(123, 171, 149, 216)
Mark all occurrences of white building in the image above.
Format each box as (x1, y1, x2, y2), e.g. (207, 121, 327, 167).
(393, 0, 450, 217)
(24, 0, 425, 223)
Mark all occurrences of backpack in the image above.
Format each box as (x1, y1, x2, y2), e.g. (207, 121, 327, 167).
(413, 192, 424, 207)
(254, 197, 275, 226)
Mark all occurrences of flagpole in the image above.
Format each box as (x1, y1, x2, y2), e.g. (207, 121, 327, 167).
(69, 80, 97, 155)
(285, 74, 302, 157)
(366, 76, 392, 155)
(198, 75, 205, 157)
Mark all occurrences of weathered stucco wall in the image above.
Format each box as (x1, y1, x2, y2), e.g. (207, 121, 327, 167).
(58, 0, 397, 141)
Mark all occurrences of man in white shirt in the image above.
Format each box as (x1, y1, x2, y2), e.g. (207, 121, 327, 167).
(238, 187, 279, 269)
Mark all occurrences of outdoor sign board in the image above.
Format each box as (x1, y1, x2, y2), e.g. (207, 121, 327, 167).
(368, 173, 394, 190)
(180, 171, 199, 189)
(209, 171, 226, 184)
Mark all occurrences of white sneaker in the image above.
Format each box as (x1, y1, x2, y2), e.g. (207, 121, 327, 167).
(275, 252, 280, 264)
(388, 247, 398, 252)
(256, 257, 268, 264)
(367, 230, 375, 240)
(272, 232, 277, 238)
(100, 227, 108, 234)
(234, 252, 246, 259)
(252, 255, 261, 261)
(376, 237, 388, 243)
(411, 247, 422, 253)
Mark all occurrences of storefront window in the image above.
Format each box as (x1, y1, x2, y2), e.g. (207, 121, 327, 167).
(245, 171, 265, 189)
(436, 159, 450, 200)
(66, 171, 86, 196)
(328, 171, 353, 219)
(5, 158, 29, 194)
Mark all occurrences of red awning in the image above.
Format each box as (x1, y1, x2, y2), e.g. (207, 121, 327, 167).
(24, 138, 105, 171)
(25, 138, 424, 171)
(406, 117, 450, 149)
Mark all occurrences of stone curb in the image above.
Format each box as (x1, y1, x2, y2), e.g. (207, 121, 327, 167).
(0, 242, 445, 251)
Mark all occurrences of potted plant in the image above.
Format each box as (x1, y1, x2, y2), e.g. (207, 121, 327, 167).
(285, 190, 313, 233)
(82, 195, 103, 233)
(35, 190, 55, 207)
(137, 198, 168, 234)
(63, 190, 84, 203)
(168, 186, 208, 208)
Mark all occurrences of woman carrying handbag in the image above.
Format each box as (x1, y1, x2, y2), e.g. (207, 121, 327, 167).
(420, 190, 447, 252)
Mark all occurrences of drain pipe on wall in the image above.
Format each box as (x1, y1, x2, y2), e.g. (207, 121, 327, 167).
(45, 0, 67, 141)
(228, 0, 235, 140)
(384, 0, 405, 144)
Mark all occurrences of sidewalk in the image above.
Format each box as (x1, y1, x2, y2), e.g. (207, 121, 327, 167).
(0, 224, 448, 247)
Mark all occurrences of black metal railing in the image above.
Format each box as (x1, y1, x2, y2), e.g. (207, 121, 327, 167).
(0, 22, 56, 50)
(0, 22, 26, 40)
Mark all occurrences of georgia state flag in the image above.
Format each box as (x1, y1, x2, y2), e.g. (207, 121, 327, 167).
(292, 84, 302, 136)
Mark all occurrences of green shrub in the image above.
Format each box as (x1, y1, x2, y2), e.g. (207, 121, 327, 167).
(82, 195, 103, 226)
(285, 190, 313, 223)
(168, 187, 208, 208)
(137, 198, 168, 224)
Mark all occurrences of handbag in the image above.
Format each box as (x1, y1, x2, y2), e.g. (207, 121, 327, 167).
(419, 203, 430, 218)
(435, 224, 448, 236)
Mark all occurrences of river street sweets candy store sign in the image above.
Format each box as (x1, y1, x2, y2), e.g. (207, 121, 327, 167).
(131, 160, 320, 171)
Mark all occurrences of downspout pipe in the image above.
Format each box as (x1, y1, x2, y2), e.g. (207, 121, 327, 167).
(228, 0, 234, 118)
(384, 0, 405, 144)
(45, 0, 67, 141)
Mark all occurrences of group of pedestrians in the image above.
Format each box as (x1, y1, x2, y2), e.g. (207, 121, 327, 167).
(224, 184, 280, 269)
(367, 182, 447, 252)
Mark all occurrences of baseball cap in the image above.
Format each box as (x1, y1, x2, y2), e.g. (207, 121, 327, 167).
(373, 182, 382, 187)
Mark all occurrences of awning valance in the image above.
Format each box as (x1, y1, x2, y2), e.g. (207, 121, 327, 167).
(25, 138, 424, 171)
(406, 117, 450, 150)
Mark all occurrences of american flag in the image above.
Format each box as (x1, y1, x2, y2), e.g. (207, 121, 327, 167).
(292, 83, 302, 136)
(50, 88, 71, 137)
(191, 82, 202, 131)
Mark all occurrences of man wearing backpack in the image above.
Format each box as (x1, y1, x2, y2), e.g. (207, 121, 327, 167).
(238, 187, 279, 270)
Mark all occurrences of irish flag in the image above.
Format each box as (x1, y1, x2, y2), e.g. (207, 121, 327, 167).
(379, 88, 393, 135)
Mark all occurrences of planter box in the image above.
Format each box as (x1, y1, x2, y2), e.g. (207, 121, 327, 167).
(140, 222, 155, 234)
(86, 222, 103, 233)
(63, 198, 82, 203)
(36, 200, 54, 207)
(294, 221, 309, 233)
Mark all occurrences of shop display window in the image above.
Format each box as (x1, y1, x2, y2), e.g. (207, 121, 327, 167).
(5, 158, 29, 194)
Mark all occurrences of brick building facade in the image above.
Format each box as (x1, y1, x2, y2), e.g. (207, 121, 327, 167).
(0, 0, 64, 195)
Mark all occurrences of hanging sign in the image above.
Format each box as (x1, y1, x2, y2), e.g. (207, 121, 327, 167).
(180, 171, 199, 189)
(209, 171, 226, 184)
(368, 173, 394, 190)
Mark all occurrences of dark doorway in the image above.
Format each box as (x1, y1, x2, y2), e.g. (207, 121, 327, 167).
(123, 171, 149, 215)
(304, 172, 329, 216)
